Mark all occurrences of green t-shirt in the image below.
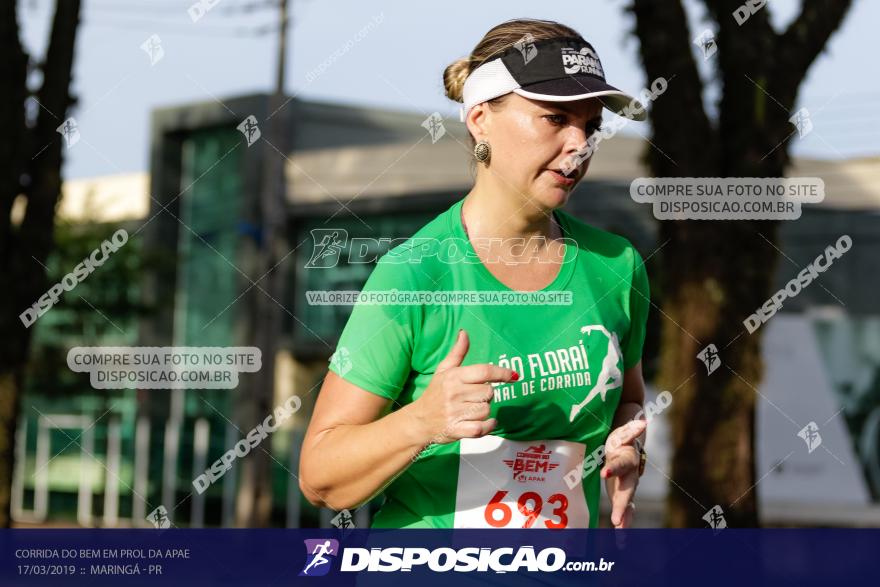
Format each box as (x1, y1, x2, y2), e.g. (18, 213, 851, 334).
(327, 197, 650, 529)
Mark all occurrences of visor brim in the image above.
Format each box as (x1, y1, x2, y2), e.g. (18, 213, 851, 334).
(513, 76, 647, 121)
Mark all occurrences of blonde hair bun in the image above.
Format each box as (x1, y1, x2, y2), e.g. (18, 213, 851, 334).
(443, 57, 471, 103)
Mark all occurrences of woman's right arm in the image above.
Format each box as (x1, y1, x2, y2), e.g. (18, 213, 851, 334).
(298, 370, 427, 510)
(298, 329, 517, 511)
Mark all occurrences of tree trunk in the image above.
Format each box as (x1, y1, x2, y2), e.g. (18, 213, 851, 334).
(0, 0, 81, 527)
(628, 0, 852, 527)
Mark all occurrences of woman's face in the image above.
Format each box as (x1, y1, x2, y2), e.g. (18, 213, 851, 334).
(468, 93, 604, 210)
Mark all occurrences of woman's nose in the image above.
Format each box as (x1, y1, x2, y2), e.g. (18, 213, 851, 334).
(560, 127, 595, 174)
(563, 128, 591, 162)
(564, 125, 590, 153)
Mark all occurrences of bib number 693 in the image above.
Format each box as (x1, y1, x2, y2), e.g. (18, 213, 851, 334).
(483, 490, 568, 528)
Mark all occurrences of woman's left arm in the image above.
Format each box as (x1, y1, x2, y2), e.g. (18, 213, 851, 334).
(613, 360, 647, 444)
(602, 360, 648, 528)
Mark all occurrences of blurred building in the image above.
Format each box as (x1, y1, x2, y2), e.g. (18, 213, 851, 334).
(13, 92, 880, 527)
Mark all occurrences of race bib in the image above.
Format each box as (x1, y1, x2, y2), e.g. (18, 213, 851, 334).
(453, 436, 589, 529)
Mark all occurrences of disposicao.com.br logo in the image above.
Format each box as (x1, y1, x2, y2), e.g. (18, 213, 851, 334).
(299, 540, 615, 575)
(300, 539, 339, 577)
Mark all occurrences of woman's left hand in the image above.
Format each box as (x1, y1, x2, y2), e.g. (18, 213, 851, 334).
(601, 419, 647, 529)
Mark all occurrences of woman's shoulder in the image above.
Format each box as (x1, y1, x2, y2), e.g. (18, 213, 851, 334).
(556, 208, 643, 267)
(370, 204, 458, 286)
(386, 205, 455, 255)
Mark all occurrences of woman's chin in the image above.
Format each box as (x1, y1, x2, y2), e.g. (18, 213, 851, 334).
(520, 181, 573, 210)
(538, 186, 572, 207)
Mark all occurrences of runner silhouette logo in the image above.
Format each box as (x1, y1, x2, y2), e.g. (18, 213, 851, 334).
(300, 539, 339, 577)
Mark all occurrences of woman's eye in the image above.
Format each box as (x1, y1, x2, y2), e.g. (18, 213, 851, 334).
(545, 114, 603, 135)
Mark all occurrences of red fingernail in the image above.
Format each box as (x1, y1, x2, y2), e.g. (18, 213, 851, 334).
(511, 372, 519, 381)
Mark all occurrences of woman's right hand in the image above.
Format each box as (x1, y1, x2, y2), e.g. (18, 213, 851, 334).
(406, 329, 519, 446)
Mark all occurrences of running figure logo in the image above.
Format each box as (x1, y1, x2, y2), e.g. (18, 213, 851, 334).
(569, 325, 622, 422)
(305, 229, 347, 268)
(299, 539, 339, 577)
(236, 115, 261, 147)
(697, 344, 721, 375)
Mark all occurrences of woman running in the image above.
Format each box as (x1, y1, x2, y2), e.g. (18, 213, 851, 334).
(300, 18, 651, 530)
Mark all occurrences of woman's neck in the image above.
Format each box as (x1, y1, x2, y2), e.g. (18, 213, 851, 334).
(461, 190, 560, 243)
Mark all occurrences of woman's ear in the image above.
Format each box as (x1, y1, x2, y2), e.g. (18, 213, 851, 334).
(466, 103, 490, 140)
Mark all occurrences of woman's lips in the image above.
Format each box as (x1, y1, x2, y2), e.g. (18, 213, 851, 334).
(546, 169, 576, 186)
